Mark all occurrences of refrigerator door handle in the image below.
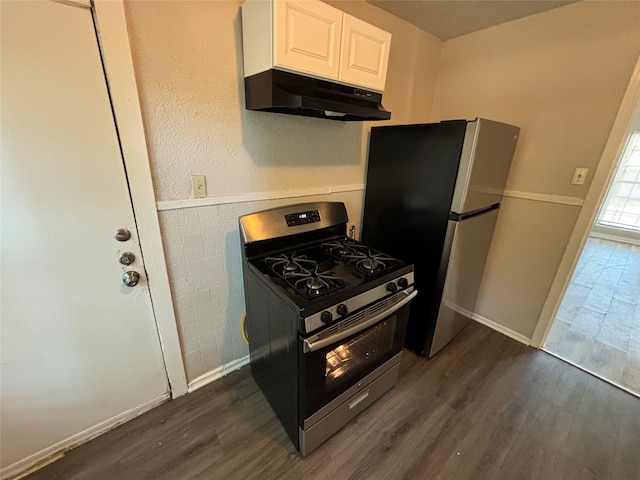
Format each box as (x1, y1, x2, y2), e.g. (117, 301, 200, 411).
(449, 203, 499, 221)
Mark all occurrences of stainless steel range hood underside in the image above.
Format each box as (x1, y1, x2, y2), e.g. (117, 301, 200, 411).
(244, 69, 391, 122)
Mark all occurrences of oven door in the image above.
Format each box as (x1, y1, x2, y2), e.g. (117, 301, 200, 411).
(299, 288, 417, 421)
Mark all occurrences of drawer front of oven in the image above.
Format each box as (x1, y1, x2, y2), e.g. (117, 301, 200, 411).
(299, 357, 401, 456)
(298, 290, 415, 421)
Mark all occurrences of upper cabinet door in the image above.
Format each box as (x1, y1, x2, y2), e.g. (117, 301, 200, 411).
(339, 14, 391, 92)
(273, 0, 343, 80)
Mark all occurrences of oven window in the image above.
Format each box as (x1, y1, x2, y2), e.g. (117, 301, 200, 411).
(301, 302, 411, 420)
(324, 319, 396, 391)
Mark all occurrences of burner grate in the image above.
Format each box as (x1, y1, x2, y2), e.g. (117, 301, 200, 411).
(321, 238, 362, 259)
(265, 252, 316, 278)
(287, 266, 345, 298)
(322, 238, 401, 275)
(264, 253, 344, 299)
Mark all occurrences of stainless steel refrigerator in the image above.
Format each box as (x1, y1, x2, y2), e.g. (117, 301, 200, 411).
(362, 118, 520, 357)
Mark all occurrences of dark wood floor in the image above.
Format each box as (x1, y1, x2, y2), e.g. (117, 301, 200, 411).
(24, 322, 640, 480)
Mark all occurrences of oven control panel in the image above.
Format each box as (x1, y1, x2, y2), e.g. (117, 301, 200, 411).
(302, 271, 415, 336)
(285, 210, 321, 227)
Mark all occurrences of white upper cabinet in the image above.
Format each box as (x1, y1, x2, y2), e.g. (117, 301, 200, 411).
(273, 0, 343, 80)
(339, 14, 391, 93)
(242, 0, 392, 92)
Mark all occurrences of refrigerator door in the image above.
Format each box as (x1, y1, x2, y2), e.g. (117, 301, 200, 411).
(362, 122, 468, 356)
(429, 207, 500, 357)
(362, 119, 518, 357)
(362, 121, 467, 260)
(450, 118, 520, 215)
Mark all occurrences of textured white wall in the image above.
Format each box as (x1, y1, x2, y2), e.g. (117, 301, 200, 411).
(431, 1, 640, 338)
(124, 0, 441, 382)
(159, 192, 363, 380)
(126, 0, 363, 202)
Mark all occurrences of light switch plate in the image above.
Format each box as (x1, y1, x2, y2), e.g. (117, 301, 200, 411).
(191, 175, 207, 198)
(571, 167, 589, 185)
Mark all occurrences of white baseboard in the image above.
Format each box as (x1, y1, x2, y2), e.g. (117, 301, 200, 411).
(2, 393, 170, 480)
(187, 355, 251, 393)
(471, 312, 531, 346)
(4, 354, 254, 479)
(442, 300, 531, 346)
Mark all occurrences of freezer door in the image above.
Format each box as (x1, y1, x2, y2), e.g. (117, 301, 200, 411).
(450, 119, 520, 214)
(430, 208, 499, 357)
(362, 121, 467, 259)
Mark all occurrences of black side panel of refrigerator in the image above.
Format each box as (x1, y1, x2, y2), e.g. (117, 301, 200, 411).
(362, 121, 467, 355)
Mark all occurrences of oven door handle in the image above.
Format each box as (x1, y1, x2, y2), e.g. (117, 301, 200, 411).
(303, 290, 418, 353)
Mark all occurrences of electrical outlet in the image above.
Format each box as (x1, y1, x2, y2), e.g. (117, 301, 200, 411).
(191, 175, 207, 198)
(571, 167, 589, 185)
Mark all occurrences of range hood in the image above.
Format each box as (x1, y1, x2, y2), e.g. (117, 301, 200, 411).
(244, 69, 391, 122)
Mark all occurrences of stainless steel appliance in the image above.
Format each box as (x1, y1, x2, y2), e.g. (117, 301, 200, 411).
(362, 118, 520, 358)
(239, 202, 417, 455)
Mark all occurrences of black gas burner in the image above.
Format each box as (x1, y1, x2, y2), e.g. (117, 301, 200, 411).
(359, 257, 382, 272)
(264, 253, 345, 299)
(286, 265, 345, 299)
(265, 252, 317, 278)
(321, 238, 361, 259)
(323, 238, 401, 275)
(260, 237, 405, 301)
(352, 251, 399, 275)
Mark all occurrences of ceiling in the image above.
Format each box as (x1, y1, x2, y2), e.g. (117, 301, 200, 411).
(367, 0, 578, 40)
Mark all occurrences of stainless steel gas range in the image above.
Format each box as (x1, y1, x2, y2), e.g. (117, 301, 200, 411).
(239, 202, 417, 455)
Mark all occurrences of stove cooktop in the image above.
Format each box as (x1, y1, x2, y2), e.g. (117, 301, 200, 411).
(321, 238, 403, 276)
(252, 237, 408, 305)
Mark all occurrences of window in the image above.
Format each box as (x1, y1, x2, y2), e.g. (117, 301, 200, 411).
(597, 131, 640, 231)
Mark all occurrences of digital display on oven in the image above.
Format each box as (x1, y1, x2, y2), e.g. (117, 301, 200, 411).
(285, 210, 321, 227)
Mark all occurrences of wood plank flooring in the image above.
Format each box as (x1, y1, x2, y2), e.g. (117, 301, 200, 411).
(23, 322, 640, 480)
(545, 237, 640, 396)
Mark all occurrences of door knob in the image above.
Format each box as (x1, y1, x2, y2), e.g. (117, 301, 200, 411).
(119, 252, 135, 265)
(122, 271, 140, 287)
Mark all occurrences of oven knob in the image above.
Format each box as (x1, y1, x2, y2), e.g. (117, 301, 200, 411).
(386, 282, 398, 294)
(337, 304, 348, 317)
(321, 311, 333, 325)
(398, 277, 409, 289)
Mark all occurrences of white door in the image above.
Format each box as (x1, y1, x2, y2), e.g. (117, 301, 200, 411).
(1, 0, 169, 472)
(273, 0, 343, 80)
(339, 14, 391, 92)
